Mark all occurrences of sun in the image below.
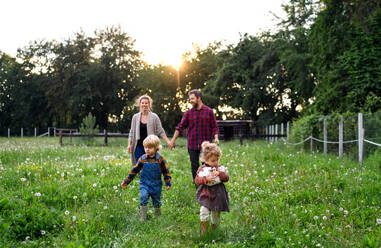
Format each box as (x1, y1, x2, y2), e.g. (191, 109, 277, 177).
(141, 50, 183, 70)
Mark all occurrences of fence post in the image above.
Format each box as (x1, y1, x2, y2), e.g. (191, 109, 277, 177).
(323, 117, 327, 154)
(34, 128, 37, 137)
(339, 116, 343, 157)
(310, 133, 313, 153)
(281, 123, 284, 137)
(104, 129, 108, 146)
(8, 128, 10, 138)
(271, 125, 274, 143)
(275, 124, 278, 142)
(54, 128, 56, 137)
(287, 122, 289, 141)
(358, 113, 364, 168)
(21, 128, 23, 137)
(48, 127, 50, 137)
(266, 126, 268, 141)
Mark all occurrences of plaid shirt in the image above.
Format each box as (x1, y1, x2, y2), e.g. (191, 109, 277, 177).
(175, 104, 219, 150)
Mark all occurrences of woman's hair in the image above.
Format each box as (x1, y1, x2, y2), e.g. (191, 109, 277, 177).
(134, 95, 153, 110)
(143, 134, 162, 151)
(200, 141, 222, 161)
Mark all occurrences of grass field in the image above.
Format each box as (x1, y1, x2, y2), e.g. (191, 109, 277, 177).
(0, 137, 380, 247)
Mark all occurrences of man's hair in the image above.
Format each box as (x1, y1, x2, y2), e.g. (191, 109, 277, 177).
(143, 134, 162, 151)
(188, 89, 202, 100)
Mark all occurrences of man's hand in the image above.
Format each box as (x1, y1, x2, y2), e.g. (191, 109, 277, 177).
(166, 185, 171, 190)
(127, 145, 132, 153)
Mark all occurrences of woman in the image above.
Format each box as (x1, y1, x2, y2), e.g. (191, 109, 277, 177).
(128, 95, 171, 165)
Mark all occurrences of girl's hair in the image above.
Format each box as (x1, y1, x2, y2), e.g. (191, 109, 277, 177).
(143, 134, 162, 151)
(200, 141, 222, 161)
(134, 95, 153, 111)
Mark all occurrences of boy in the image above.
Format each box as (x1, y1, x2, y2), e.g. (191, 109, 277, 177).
(121, 134, 171, 221)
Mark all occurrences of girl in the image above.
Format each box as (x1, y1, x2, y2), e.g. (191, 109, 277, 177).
(195, 141, 229, 235)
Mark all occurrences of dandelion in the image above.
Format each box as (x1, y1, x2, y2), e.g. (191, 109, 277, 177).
(41, 230, 46, 235)
(377, 218, 381, 225)
(73, 196, 77, 200)
(322, 216, 327, 220)
(339, 207, 343, 212)
(113, 186, 118, 190)
(35, 192, 41, 197)
(343, 210, 348, 215)
(20, 178, 27, 182)
(25, 236, 30, 241)
(72, 216, 76, 221)
(104, 206, 108, 210)
(93, 183, 97, 188)
(314, 216, 319, 220)
(65, 210, 70, 216)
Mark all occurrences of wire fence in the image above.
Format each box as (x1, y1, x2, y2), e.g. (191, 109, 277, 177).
(264, 112, 381, 167)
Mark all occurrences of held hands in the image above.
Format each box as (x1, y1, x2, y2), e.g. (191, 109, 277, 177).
(168, 139, 176, 149)
(211, 170, 220, 177)
(213, 137, 220, 145)
(166, 185, 171, 190)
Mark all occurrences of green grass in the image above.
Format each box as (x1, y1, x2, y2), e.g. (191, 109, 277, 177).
(0, 137, 380, 247)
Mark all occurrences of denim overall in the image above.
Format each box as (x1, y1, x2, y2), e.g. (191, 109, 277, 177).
(139, 153, 163, 208)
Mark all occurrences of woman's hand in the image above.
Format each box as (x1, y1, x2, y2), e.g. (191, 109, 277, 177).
(127, 145, 131, 153)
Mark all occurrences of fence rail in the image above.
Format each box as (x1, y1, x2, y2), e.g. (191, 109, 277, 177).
(266, 113, 381, 167)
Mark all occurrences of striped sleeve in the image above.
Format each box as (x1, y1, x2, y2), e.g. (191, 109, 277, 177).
(123, 158, 144, 185)
(159, 156, 171, 186)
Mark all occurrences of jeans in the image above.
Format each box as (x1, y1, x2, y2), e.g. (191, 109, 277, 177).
(134, 144, 145, 165)
(188, 148, 201, 183)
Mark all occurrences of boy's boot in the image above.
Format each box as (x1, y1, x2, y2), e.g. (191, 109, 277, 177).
(154, 208, 161, 217)
(140, 206, 148, 222)
(201, 221, 206, 235)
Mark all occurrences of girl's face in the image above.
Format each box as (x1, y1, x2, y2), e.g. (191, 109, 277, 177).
(140, 98, 150, 112)
(204, 156, 219, 167)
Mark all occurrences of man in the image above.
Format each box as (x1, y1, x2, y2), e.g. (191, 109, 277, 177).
(170, 89, 219, 184)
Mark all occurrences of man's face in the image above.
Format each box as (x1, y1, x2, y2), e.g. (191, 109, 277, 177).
(189, 94, 200, 108)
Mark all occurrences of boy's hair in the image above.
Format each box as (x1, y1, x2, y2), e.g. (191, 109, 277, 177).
(143, 134, 162, 151)
(188, 89, 202, 100)
(134, 95, 153, 110)
(200, 141, 222, 161)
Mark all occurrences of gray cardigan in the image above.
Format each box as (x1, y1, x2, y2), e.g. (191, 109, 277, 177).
(129, 111, 166, 165)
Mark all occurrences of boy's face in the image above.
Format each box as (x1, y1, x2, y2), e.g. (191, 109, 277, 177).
(144, 146, 156, 156)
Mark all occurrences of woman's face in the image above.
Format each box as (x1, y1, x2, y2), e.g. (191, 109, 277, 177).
(140, 98, 150, 112)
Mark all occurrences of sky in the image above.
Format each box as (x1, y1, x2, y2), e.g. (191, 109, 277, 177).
(0, 0, 286, 67)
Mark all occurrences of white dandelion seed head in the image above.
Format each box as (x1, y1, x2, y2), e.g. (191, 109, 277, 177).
(376, 218, 381, 225)
(72, 216, 76, 221)
(21, 178, 27, 182)
(73, 196, 77, 200)
(35, 192, 41, 197)
(113, 186, 118, 190)
(339, 207, 343, 212)
(65, 210, 70, 216)
(93, 183, 97, 188)
(344, 210, 348, 215)
(322, 216, 327, 220)
(41, 230, 46, 235)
